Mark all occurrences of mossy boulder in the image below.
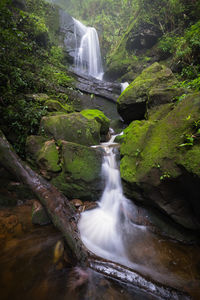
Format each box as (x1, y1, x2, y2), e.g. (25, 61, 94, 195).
(44, 100, 74, 113)
(51, 141, 102, 200)
(120, 93, 200, 231)
(117, 63, 183, 123)
(39, 113, 101, 146)
(80, 109, 110, 139)
(26, 136, 61, 174)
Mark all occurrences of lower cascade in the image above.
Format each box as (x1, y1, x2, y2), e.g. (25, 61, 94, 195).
(78, 130, 135, 264)
(73, 18, 104, 80)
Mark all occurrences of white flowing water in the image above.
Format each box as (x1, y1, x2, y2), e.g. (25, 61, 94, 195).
(78, 131, 135, 264)
(121, 82, 129, 93)
(73, 18, 104, 80)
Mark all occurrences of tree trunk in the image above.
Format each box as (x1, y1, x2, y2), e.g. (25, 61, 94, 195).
(0, 130, 88, 265)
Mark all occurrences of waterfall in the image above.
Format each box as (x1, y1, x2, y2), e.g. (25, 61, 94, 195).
(121, 82, 129, 93)
(78, 131, 134, 264)
(73, 18, 104, 80)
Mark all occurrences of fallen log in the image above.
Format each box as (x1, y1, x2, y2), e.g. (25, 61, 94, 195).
(0, 130, 88, 265)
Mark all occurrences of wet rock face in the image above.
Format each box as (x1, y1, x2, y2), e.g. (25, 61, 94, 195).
(59, 10, 78, 62)
(117, 63, 183, 123)
(71, 71, 121, 102)
(120, 93, 200, 231)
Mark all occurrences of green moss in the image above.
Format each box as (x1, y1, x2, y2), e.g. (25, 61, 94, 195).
(118, 62, 175, 105)
(26, 136, 61, 172)
(51, 141, 102, 200)
(44, 99, 74, 113)
(26, 135, 48, 159)
(178, 145, 200, 177)
(80, 109, 110, 134)
(37, 140, 61, 172)
(117, 63, 182, 123)
(120, 93, 200, 183)
(62, 141, 102, 182)
(39, 113, 101, 146)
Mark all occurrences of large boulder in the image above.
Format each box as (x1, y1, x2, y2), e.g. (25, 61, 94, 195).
(51, 141, 102, 200)
(39, 113, 101, 146)
(120, 93, 200, 231)
(117, 63, 183, 123)
(59, 10, 78, 63)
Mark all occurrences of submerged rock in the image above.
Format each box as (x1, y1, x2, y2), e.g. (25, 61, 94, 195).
(117, 63, 183, 123)
(51, 141, 102, 201)
(120, 93, 200, 231)
(39, 112, 101, 146)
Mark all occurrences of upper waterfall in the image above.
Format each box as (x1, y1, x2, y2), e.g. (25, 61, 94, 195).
(73, 18, 104, 80)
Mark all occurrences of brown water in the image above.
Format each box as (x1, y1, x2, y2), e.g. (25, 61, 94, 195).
(0, 204, 200, 300)
(124, 223, 200, 299)
(0, 204, 160, 300)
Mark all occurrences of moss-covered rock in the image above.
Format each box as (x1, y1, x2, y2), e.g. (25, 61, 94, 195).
(120, 93, 200, 230)
(44, 100, 74, 113)
(51, 141, 102, 200)
(39, 112, 101, 146)
(25, 93, 50, 102)
(80, 109, 110, 137)
(117, 63, 183, 123)
(26, 136, 61, 174)
(36, 140, 61, 173)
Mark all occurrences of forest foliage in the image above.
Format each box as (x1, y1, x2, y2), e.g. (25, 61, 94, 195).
(0, 0, 73, 156)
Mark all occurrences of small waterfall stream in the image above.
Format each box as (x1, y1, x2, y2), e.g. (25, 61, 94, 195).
(121, 82, 129, 92)
(78, 131, 134, 264)
(73, 18, 104, 80)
